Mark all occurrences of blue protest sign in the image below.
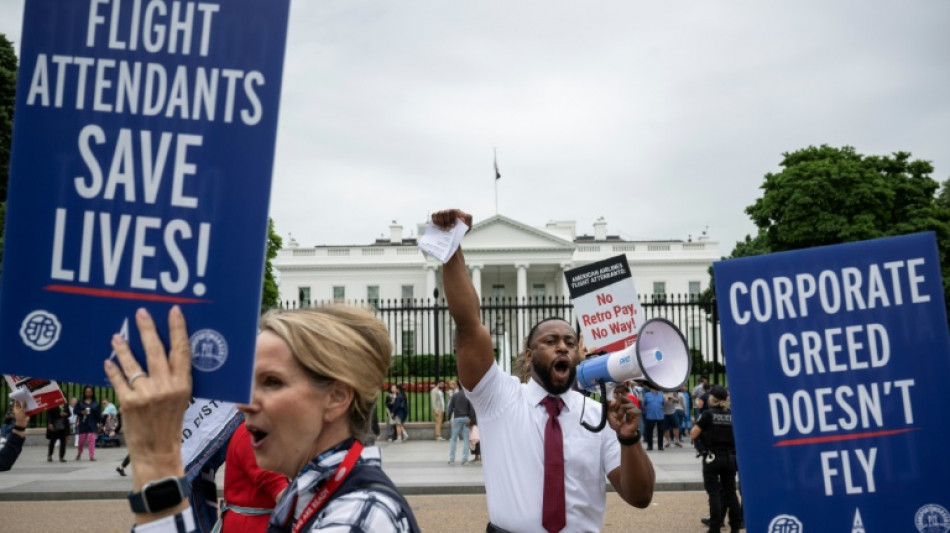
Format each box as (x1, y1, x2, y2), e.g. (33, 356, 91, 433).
(0, 0, 290, 403)
(714, 232, 950, 532)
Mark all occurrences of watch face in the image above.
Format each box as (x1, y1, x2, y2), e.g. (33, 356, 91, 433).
(143, 477, 187, 513)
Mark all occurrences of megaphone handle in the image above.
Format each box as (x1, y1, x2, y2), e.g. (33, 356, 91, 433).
(580, 382, 608, 433)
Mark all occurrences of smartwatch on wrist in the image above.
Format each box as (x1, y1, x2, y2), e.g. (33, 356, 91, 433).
(128, 476, 191, 514)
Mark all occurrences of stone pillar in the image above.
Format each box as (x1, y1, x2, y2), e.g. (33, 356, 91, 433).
(470, 265, 483, 300)
(559, 262, 574, 299)
(516, 263, 528, 302)
(515, 263, 529, 364)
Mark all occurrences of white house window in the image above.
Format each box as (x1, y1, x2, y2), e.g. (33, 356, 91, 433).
(332, 286, 345, 302)
(491, 284, 505, 300)
(689, 281, 701, 301)
(689, 325, 701, 350)
(401, 285, 414, 301)
(652, 281, 666, 303)
(367, 285, 379, 307)
(298, 287, 311, 308)
(532, 283, 546, 301)
(402, 330, 415, 356)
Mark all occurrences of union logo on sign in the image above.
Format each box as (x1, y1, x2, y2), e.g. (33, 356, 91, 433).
(19, 310, 62, 351)
(190, 329, 228, 372)
(768, 514, 802, 533)
(915, 504, 950, 533)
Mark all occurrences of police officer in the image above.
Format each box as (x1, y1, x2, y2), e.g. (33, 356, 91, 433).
(690, 385, 742, 533)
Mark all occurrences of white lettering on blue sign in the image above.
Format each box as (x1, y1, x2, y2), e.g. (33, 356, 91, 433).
(728, 260, 930, 325)
(820, 448, 877, 496)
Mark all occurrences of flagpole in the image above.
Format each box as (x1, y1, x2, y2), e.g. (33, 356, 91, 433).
(494, 147, 499, 215)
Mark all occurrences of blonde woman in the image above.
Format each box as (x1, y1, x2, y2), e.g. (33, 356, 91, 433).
(105, 306, 420, 532)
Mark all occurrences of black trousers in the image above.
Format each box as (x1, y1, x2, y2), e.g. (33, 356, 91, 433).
(702, 453, 742, 531)
(47, 434, 67, 459)
(644, 418, 664, 449)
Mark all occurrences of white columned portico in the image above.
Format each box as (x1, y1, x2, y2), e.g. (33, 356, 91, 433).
(470, 265, 483, 300)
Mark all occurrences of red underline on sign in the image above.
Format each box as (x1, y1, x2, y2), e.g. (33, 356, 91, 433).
(773, 427, 919, 447)
(43, 285, 211, 304)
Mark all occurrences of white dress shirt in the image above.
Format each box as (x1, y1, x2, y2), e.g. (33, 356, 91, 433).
(466, 363, 621, 533)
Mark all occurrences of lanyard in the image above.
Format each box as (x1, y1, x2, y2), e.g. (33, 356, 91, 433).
(292, 441, 364, 533)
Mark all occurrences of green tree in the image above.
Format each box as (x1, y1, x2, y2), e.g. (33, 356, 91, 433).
(261, 217, 282, 312)
(698, 232, 770, 314)
(745, 144, 950, 305)
(705, 145, 950, 311)
(936, 178, 950, 211)
(0, 34, 16, 270)
(0, 33, 14, 203)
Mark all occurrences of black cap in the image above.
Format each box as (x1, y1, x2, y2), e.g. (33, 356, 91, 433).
(710, 385, 728, 401)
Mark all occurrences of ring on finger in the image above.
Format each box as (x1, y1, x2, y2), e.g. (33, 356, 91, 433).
(127, 371, 147, 387)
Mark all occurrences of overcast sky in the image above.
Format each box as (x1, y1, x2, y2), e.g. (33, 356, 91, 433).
(2, 1, 948, 253)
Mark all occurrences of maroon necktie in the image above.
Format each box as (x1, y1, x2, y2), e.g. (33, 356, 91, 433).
(541, 396, 566, 533)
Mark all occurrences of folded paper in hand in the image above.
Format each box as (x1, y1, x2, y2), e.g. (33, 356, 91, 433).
(9, 387, 38, 411)
(418, 219, 469, 263)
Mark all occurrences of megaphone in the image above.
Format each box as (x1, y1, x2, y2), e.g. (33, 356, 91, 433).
(577, 318, 691, 392)
(575, 318, 692, 432)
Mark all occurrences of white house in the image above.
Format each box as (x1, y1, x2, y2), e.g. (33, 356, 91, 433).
(273, 215, 721, 372)
(274, 214, 719, 306)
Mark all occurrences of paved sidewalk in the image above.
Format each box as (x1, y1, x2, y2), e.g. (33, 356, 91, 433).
(0, 436, 703, 501)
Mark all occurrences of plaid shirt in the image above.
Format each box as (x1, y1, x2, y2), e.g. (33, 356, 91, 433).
(133, 443, 412, 533)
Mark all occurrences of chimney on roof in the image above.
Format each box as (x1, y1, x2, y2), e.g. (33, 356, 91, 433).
(545, 220, 577, 240)
(594, 217, 607, 241)
(390, 220, 403, 244)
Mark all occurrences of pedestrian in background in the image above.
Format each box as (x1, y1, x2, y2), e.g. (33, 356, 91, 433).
(642, 385, 666, 451)
(446, 380, 459, 402)
(73, 386, 100, 461)
(389, 384, 409, 442)
(430, 381, 445, 441)
(101, 397, 119, 437)
(694, 381, 713, 418)
(46, 404, 70, 462)
(384, 383, 397, 441)
(662, 391, 682, 447)
(67, 397, 78, 448)
(445, 386, 472, 465)
(468, 409, 481, 465)
(692, 375, 709, 420)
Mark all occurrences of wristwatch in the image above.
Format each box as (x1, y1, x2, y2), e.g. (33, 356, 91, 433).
(128, 476, 191, 514)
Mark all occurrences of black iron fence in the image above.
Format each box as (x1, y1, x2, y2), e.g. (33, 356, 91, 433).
(0, 295, 721, 430)
(281, 294, 722, 424)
